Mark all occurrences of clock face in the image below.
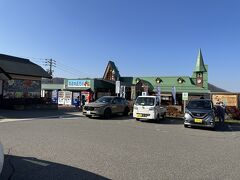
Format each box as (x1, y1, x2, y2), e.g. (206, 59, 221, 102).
(197, 78, 202, 84)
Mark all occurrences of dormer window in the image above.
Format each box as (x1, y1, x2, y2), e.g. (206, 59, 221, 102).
(155, 77, 162, 84)
(177, 77, 185, 84)
(135, 78, 141, 83)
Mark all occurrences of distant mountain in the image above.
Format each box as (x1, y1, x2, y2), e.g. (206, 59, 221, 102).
(42, 77, 65, 84)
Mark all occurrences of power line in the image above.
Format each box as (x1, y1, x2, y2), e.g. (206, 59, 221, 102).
(45, 59, 56, 76)
(18, 55, 96, 77)
(55, 66, 83, 77)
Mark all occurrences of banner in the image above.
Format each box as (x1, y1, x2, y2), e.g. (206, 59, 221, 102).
(157, 85, 161, 104)
(172, 86, 176, 105)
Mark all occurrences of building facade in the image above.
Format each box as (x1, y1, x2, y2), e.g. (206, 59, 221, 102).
(103, 50, 210, 105)
(0, 54, 51, 109)
(42, 50, 233, 112)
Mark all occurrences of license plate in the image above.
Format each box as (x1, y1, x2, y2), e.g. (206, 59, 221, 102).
(137, 114, 142, 118)
(194, 118, 203, 123)
(87, 111, 91, 115)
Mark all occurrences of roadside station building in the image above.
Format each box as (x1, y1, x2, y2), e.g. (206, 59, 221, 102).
(0, 54, 51, 109)
(103, 50, 210, 105)
(42, 50, 234, 113)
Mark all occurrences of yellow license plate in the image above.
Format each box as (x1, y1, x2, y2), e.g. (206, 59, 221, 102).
(137, 114, 142, 118)
(194, 118, 203, 123)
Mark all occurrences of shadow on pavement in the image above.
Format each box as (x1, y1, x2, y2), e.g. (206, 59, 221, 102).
(142, 117, 184, 125)
(1, 155, 109, 180)
(0, 107, 82, 120)
(87, 114, 133, 121)
(215, 123, 240, 132)
(185, 123, 240, 132)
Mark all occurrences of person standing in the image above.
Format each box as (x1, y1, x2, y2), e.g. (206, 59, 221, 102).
(216, 101, 225, 126)
(219, 101, 226, 125)
(75, 96, 80, 110)
(81, 95, 86, 109)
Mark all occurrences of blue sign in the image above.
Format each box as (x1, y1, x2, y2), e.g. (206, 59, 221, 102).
(68, 80, 91, 88)
(51, 90, 58, 104)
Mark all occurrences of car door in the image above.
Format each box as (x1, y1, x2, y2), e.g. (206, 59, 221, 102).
(111, 98, 119, 114)
(117, 97, 126, 113)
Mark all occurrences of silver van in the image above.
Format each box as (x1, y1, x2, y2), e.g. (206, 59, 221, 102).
(184, 99, 215, 129)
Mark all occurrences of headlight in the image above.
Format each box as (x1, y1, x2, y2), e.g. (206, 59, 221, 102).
(184, 113, 192, 120)
(94, 107, 100, 111)
(185, 109, 193, 117)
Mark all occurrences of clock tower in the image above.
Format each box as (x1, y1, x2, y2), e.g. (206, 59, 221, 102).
(194, 49, 207, 88)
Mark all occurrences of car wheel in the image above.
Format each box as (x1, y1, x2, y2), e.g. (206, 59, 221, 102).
(104, 108, 112, 119)
(123, 107, 130, 116)
(209, 126, 216, 131)
(184, 124, 188, 128)
(136, 118, 140, 121)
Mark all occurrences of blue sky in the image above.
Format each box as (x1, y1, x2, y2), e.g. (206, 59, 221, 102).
(0, 0, 240, 91)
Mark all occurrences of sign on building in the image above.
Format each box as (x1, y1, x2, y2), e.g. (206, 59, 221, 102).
(67, 80, 91, 88)
(212, 94, 238, 107)
(115, 81, 120, 94)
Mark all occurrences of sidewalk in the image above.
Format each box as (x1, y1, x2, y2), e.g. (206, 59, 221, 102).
(0, 106, 83, 120)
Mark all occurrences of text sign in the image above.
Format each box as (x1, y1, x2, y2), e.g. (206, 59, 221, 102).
(116, 81, 120, 94)
(182, 92, 189, 101)
(68, 80, 91, 88)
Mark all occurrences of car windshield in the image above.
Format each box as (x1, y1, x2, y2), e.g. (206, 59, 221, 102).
(135, 97, 155, 106)
(96, 97, 113, 103)
(187, 100, 212, 109)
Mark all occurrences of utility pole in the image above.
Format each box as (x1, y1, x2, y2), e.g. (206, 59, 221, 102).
(45, 59, 56, 76)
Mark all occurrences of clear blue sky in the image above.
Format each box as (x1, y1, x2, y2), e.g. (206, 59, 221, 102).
(0, 0, 240, 92)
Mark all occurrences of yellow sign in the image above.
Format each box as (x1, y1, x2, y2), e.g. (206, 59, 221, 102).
(212, 95, 238, 107)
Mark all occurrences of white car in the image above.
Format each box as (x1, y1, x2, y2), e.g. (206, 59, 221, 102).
(133, 96, 166, 122)
(0, 142, 3, 174)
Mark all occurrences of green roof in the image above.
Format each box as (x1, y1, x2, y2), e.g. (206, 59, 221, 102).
(194, 49, 207, 72)
(121, 76, 209, 94)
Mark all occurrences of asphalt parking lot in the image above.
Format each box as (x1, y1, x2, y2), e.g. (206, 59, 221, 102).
(0, 113, 240, 180)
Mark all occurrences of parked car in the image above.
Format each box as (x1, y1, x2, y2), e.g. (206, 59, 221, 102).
(83, 96, 130, 118)
(184, 99, 215, 129)
(0, 142, 3, 174)
(133, 96, 166, 122)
